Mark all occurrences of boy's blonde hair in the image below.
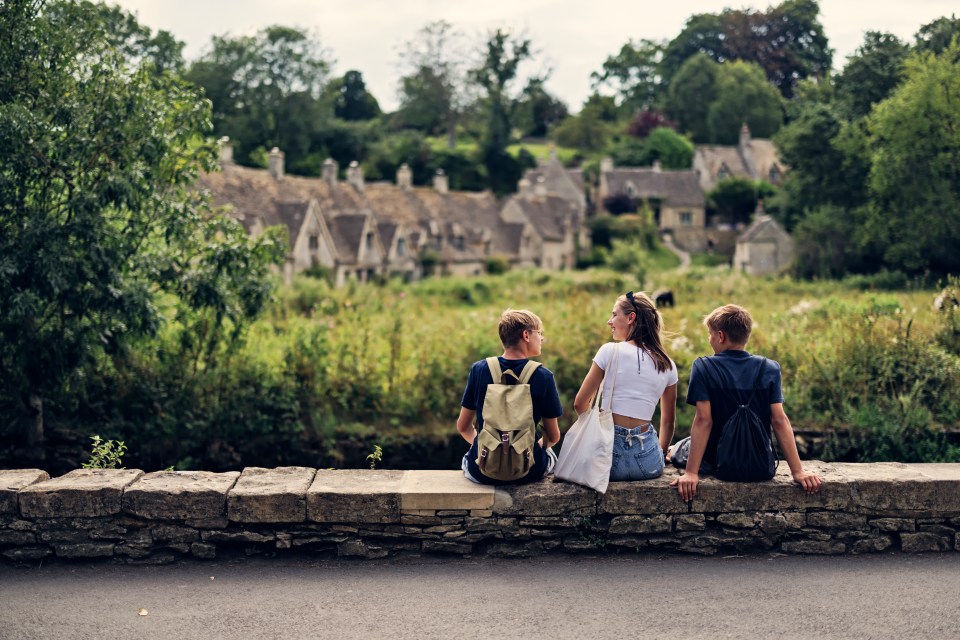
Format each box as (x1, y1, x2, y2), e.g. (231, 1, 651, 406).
(499, 309, 543, 348)
(703, 304, 753, 345)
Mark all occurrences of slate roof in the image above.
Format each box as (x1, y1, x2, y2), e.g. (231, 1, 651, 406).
(327, 214, 368, 261)
(272, 201, 311, 250)
(504, 195, 573, 242)
(604, 168, 705, 207)
(737, 215, 789, 244)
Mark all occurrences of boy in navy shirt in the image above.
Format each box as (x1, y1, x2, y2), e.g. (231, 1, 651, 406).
(671, 304, 822, 501)
(457, 309, 562, 485)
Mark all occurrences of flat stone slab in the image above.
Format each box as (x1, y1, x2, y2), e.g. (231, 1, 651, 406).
(0, 469, 49, 514)
(124, 471, 239, 520)
(19, 469, 143, 517)
(401, 471, 494, 511)
(307, 470, 404, 524)
(228, 466, 316, 523)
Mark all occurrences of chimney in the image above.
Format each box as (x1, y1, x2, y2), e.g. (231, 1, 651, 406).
(517, 177, 532, 196)
(600, 156, 614, 173)
(322, 158, 338, 186)
(397, 163, 412, 190)
(433, 169, 449, 194)
(534, 175, 547, 199)
(652, 160, 662, 173)
(739, 123, 754, 176)
(347, 160, 364, 192)
(739, 123, 751, 150)
(268, 147, 285, 180)
(217, 136, 234, 167)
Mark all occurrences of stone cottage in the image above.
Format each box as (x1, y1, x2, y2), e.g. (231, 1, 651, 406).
(732, 206, 795, 275)
(598, 159, 706, 231)
(693, 124, 786, 193)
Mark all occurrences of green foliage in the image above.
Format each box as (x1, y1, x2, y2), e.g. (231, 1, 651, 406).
(707, 177, 777, 225)
(706, 61, 784, 144)
(666, 53, 718, 142)
(484, 256, 511, 275)
(326, 70, 381, 121)
(366, 444, 384, 470)
(590, 39, 666, 112)
(610, 127, 694, 169)
(834, 32, 910, 119)
(82, 436, 128, 470)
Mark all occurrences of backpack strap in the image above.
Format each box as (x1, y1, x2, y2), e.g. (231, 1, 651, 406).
(700, 356, 744, 405)
(485, 357, 503, 384)
(743, 358, 768, 407)
(517, 360, 541, 384)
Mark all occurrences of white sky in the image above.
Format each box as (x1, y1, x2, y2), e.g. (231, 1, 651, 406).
(109, 0, 958, 112)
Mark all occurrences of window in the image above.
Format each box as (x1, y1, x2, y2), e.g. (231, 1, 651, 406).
(455, 235, 465, 250)
(397, 237, 405, 256)
(769, 166, 781, 183)
(680, 211, 693, 225)
(365, 232, 374, 251)
(308, 234, 319, 251)
(626, 183, 636, 198)
(717, 166, 729, 180)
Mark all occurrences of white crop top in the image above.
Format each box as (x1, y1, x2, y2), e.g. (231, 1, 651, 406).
(593, 341, 678, 419)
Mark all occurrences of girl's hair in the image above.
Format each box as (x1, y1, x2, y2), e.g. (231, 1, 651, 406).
(617, 291, 672, 374)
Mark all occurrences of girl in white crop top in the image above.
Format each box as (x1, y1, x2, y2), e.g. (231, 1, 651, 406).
(572, 291, 677, 481)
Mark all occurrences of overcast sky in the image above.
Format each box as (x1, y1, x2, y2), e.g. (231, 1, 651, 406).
(109, 0, 957, 112)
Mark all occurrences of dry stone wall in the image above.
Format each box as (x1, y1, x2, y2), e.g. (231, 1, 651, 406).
(1, 463, 959, 564)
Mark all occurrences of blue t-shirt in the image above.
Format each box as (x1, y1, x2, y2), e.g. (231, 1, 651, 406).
(685, 350, 784, 468)
(461, 357, 563, 485)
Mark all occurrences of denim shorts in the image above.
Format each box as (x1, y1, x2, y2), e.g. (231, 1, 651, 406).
(610, 424, 664, 481)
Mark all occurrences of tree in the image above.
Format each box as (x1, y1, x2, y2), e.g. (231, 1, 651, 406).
(611, 127, 693, 168)
(590, 39, 666, 111)
(707, 61, 784, 144)
(627, 109, 677, 138)
(864, 42, 960, 274)
(0, 1, 284, 449)
(665, 53, 719, 142)
(835, 32, 910, 119)
(326, 70, 381, 121)
(707, 177, 777, 225)
(185, 26, 332, 168)
(470, 28, 533, 195)
(661, 1, 832, 98)
(514, 76, 568, 138)
(395, 21, 471, 146)
(914, 15, 960, 55)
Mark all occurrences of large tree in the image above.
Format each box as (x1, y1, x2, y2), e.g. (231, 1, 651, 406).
(707, 61, 784, 144)
(834, 32, 910, 119)
(590, 39, 666, 112)
(470, 28, 533, 195)
(325, 70, 381, 121)
(394, 21, 471, 146)
(864, 42, 960, 274)
(665, 53, 719, 143)
(185, 26, 332, 168)
(0, 0, 284, 449)
(661, 0, 832, 98)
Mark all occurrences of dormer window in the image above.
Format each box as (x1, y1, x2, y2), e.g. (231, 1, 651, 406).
(717, 167, 729, 180)
(397, 237, 406, 257)
(769, 165, 781, 183)
(626, 183, 637, 198)
(365, 232, 374, 251)
(308, 234, 319, 251)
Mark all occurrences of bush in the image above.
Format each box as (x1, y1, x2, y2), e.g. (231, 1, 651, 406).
(484, 256, 510, 275)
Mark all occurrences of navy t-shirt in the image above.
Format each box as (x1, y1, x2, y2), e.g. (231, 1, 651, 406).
(685, 350, 784, 468)
(461, 357, 563, 485)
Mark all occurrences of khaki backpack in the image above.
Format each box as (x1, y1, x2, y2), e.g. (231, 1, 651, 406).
(475, 357, 541, 482)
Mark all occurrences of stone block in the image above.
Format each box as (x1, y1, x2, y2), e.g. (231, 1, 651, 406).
(124, 471, 239, 520)
(470, 510, 494, 517)
(2, 546, 52, 562)
(53, 542, 115, 558)
(400, 515, 441, 526)
(780, 540, 846, 554)
(436, 510, 469, 516)
(191, 542, 217, 559)
(599, 475, 697, 515)
(201, 530, 274, 544)
(228, 467, 315, 523)
(868, 518, 916, 532)
(402, 471, 494, 511)
(806, 512, 867, 529)
(338, 540, 389, 559)
(152, 525, 198, 544)
(422, 540, 472, 555)
(608, 514, 671, 535)
(0, 530, 36, 544)
(495, 479, 595, 516)
(759, 514, 787, 535)
(486, 541, 544, 558)
(39, 530, 90, 543)
(720, 463, 849, 513)
(851, 537, 893, 554)
(518, 516, 580, 528)
(918, 524, 955, 538)
(307, 470, 403, 524)
(20, 469, 143, 518)
(900, 532, 949, 553)
(0, 469, 49, 514)
(675, 514, 706, 531)
(716, 513, 757, 529)
(185, 517, 229, 529)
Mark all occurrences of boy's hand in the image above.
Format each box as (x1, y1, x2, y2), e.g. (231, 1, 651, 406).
(792, 470, 822, 494)
(670, 472, 699, 502)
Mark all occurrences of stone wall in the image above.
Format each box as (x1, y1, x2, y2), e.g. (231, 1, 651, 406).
(2, 463, 959, 564)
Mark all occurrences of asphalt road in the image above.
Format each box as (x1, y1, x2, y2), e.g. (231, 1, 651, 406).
(1, 552, 958, 640)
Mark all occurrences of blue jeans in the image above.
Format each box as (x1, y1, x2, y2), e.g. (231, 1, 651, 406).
(610, 424, 664, 481)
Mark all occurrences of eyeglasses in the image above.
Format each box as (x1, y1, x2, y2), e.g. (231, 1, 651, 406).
(528, 328, 546, 340)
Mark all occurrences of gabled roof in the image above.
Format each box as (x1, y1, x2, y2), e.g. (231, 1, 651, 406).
(504, 195, 574, 242)
(273, 201, 311, 250)
(523, 159, 585, 205)
(604, 168, 705, 207)
(694, 145, 750, 179)
(327, 214, 369, 261)
(738, 215, 790, 244)
(377, 222, 399, 250)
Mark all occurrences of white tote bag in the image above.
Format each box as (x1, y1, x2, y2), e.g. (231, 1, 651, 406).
(553, 346, 619, 493)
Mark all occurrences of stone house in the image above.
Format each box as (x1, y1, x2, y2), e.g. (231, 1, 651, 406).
(598, 159, 706, 231)
(501, 184, 578, 270)
(521, 150, 588, 249)
(693, 124, 786, 193)
(732, 207, 795, 275)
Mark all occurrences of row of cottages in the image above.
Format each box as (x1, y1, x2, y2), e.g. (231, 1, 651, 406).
(198, 142, 586, 286)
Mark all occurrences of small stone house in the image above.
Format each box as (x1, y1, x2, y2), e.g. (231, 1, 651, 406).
(693, 124, 786, 193)
(732, 211, 795, 276)
(599, 160, 706, 231)
(501, 187, 578, 270)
